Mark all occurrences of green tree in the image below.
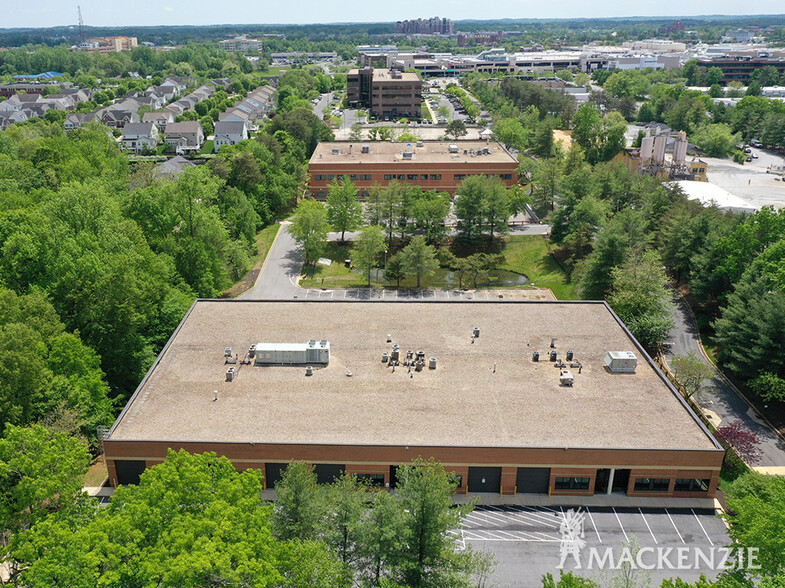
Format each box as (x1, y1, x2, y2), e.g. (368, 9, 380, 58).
(393, 458, 478, 588)
(385, 252, 406, 287)
(493, 118, 530, 151)
(400, 236, 439, 288)
(704, 66, 724, 87)
(410, 191, 450, 243)
(326, 177, 362, 242)
(351, 226, 386, 287)
(13, 450, 290, 587)
(724, 472, 785, 581)
(0, 425, 90, 544)
(750, 372, 785, 403)
(607, 251, 674, 349)
(348, 123, 363, 142)
(445, 119, 467, 140)
(532, 120, 554, 158)
(357, 489, 406, 585)
(530, 157, 563, 219)
(542, 571, 599, 587)
(325, 473, 367, 570)
(289, 199, 330, 271)
(691, 123, 740, 157)
(671, 351, 715, 402)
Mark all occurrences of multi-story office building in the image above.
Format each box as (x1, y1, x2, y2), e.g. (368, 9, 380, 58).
(307, 141, 519, 198)
(347, 67, 422, 119)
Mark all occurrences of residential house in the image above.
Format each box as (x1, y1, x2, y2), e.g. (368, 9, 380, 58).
(213, 121, 248, 152)
(161, 76, 196, 93)
(164, 121, 204, 151)
(122, 122, 160, 153)
(101, 109, 139, 128)
(64, 112, 98, 130)
(164, 103, 185, 117)
(155, 155, 195, 178)
(0, 110, 28, 129)
(142, 111, 175, 131)
(146, 85, 178, 101)
(0, 93, 39, 111)
(219, 108, 251, 127)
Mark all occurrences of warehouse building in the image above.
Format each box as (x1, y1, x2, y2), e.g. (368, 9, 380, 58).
(104, 300, 724, 498)
(307, 140, 519, 198)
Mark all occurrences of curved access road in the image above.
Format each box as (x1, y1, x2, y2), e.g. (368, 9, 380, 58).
(663, 295, 785, 469)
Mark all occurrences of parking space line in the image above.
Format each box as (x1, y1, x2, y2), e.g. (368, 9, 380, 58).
(486, 506, 558, 528)
(496, 530, 523, 541)
(692, 509, 713, 545)
(586, 507, 602, 543)
(639, 508, 658, 544)
(613, 507, 629, 541)
(330, 291, 334, 298)
(472, 510, 514, 526)
(665, 509, 685, 544)
(511, 508, 560, 528)
(461, 529, 487, 540)
(534, 505, 560, 514)
(463, 512, 502, 526)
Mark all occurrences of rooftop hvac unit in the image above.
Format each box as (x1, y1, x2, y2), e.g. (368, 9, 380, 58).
(549, 350, 558, 362)
(448, 143, 459, 153)
(226, 367, 236, 382)
(532, 351, 540, 362)
(254, 340, 330, 366)
(416, 141, 424, 147)
(559, 369, 574, 387)
(604, 351, 637, 373)
(362, 144, 370, 153)
(331, 147, 340, 155)
(224, 347, 232, 357)
(402, 151, 413, 160)
(472, 327, 480, 338)
(429, 357, 437, 369)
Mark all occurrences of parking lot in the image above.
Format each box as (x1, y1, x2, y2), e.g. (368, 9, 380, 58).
(455, 505, 730, 586)
(296, 288, 554, 301)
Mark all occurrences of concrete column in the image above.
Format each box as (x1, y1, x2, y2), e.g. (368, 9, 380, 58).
(607, 468, 615, 495)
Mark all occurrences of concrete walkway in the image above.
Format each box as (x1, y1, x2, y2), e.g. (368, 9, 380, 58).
(663, 295, 785, 469)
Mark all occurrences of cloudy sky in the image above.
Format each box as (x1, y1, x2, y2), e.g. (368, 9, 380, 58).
(5, 0, 783, 28)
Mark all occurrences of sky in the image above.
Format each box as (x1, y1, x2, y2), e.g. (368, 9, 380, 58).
(4, 0, 785, 29)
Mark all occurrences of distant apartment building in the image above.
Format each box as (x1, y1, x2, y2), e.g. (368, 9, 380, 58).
(74, 36, 138, 53)
(394, 17, 453, 35)
(219, 36, 262, 52)
(307, 141, 518, 198)
(347, 67, 422, 119)
(657, 20, 686, 35)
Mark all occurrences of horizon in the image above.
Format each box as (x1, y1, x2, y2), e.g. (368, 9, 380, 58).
(4, 2, 785, 31)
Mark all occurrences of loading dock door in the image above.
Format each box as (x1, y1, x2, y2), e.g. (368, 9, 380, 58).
(265, 463, 287, 489)
(313, 464, 345, 485)
(468, 467, 501, 493)
(515, 467, 551, 493)
(115, 460, 146, 486)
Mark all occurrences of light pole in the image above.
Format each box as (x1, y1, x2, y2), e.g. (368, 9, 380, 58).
(383, 250, 388, 287)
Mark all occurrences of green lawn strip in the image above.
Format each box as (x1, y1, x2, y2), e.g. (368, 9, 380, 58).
(222, 223, 281, 297)
(200, 140, 214, 155)
(499, 235, 576, 300)
(300, 241, 369, 289)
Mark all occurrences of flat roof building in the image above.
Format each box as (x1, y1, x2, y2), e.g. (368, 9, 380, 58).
(105, 300, 724, 498)
(307, 140, 518, 198)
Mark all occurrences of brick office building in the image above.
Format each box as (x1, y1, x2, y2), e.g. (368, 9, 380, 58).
(307, 141, 519, 198)
(696, 57, 785, 84)
(347, 67, 422, 119)
(104, 300, 724, 499)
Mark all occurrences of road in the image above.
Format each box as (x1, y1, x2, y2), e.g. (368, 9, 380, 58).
(663, 296, 785, 468)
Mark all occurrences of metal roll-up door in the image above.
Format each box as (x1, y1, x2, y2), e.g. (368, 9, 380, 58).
(264, 463, 287, 489)
(515, 467, 551, 493)
(313, 464, 345, 484)
(115, 460, 146, 486)
(467, 467, 501, 492)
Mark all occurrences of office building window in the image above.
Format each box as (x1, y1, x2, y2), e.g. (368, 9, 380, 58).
(554, 477, 590, 490)
(500, 174, 513, 180)
(454, 174, 466, 181)
(674, 478, 710, 492)
(384, 174, 396, 180)
(397, 174, 406, 180)
(430, 174, 442, 180)
(634, 478, 670, 492)
(360, 174, 372, 181)
(407, 174, 418, 180)
(350, 174, 359, 181)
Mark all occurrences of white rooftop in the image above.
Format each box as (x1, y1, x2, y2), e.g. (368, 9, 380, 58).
(672, 180, 758, 214)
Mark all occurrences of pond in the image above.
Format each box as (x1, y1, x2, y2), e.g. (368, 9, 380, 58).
(354, 267, 530, 289)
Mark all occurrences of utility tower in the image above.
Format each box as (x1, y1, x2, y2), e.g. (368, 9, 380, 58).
(78, 6, 85, 42)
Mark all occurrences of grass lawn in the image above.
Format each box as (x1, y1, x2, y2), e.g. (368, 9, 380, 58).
(84, 455, 108, 487)
(499, 235, 576, 300)
(222, 223, 282, 297)
(299, 241, 368, 289)
(200, 140, 214, 155)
